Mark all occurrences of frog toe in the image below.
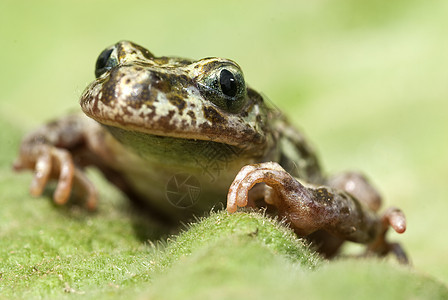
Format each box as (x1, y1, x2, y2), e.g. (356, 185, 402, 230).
(226, 162, 291, 213)
(30, 149, 52, 197)
(389, 242, 409, 264)
(383, 207, 406, 234)
(227, 164, 258, 212)
(51, 148, 75, 205)
(73, 168, 98, 211)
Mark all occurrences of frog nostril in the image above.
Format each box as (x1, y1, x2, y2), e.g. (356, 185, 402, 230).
(151, 73, 171, 93)
(152, 73, 161, 83)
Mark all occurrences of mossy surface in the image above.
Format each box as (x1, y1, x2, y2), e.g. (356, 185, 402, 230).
(2, 0, 448, 298)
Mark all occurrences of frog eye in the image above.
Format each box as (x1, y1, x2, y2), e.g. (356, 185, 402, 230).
(95, 46, 118, 78)
(219, 69, 238, 97)
(198, 64, 247, 114)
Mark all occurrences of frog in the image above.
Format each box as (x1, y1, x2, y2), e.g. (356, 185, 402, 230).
(14, 41, 407, 263)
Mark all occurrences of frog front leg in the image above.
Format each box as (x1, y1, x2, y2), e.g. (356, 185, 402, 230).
(227, 162, 407, 263)
(13, 115, 104, 210)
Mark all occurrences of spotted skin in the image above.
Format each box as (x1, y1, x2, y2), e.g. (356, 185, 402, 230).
(14, 41, 407, 262)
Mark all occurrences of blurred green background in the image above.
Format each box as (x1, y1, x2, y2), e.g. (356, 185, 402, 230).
(1, 0, 447, 296)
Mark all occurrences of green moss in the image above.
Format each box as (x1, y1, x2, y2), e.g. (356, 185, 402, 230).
(154, 210, 320, 272)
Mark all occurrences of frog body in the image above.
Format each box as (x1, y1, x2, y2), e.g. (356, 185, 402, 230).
(14, 41, 407, 262)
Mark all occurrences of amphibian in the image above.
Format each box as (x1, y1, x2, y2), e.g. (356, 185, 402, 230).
(14, 41, 407, 262)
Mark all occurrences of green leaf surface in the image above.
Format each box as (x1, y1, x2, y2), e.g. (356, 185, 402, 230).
(2, 0, 448, 298)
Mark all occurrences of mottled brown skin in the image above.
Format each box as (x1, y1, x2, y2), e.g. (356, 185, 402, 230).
(227, 162, 407, 262)
(14, 41, 407, 262)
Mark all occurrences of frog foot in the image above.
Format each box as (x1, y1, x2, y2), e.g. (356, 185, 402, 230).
(227, 162, 286, 213)
(227, 161, 328, 235)
(227, 162, 408, 262)
(367, 207, 409, 264)
(14, 145, 97, 210)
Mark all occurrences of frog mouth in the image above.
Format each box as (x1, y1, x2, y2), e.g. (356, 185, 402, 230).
(82, 94, 266, 151)
(96, 113, 263, 150)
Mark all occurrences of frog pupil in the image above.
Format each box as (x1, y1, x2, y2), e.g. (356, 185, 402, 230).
(219, 69, 237, 97)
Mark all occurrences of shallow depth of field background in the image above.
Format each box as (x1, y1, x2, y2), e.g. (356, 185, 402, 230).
(1, 0, 447, 294)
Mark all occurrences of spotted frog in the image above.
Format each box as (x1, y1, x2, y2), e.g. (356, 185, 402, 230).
(14, 41, 407, 262)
